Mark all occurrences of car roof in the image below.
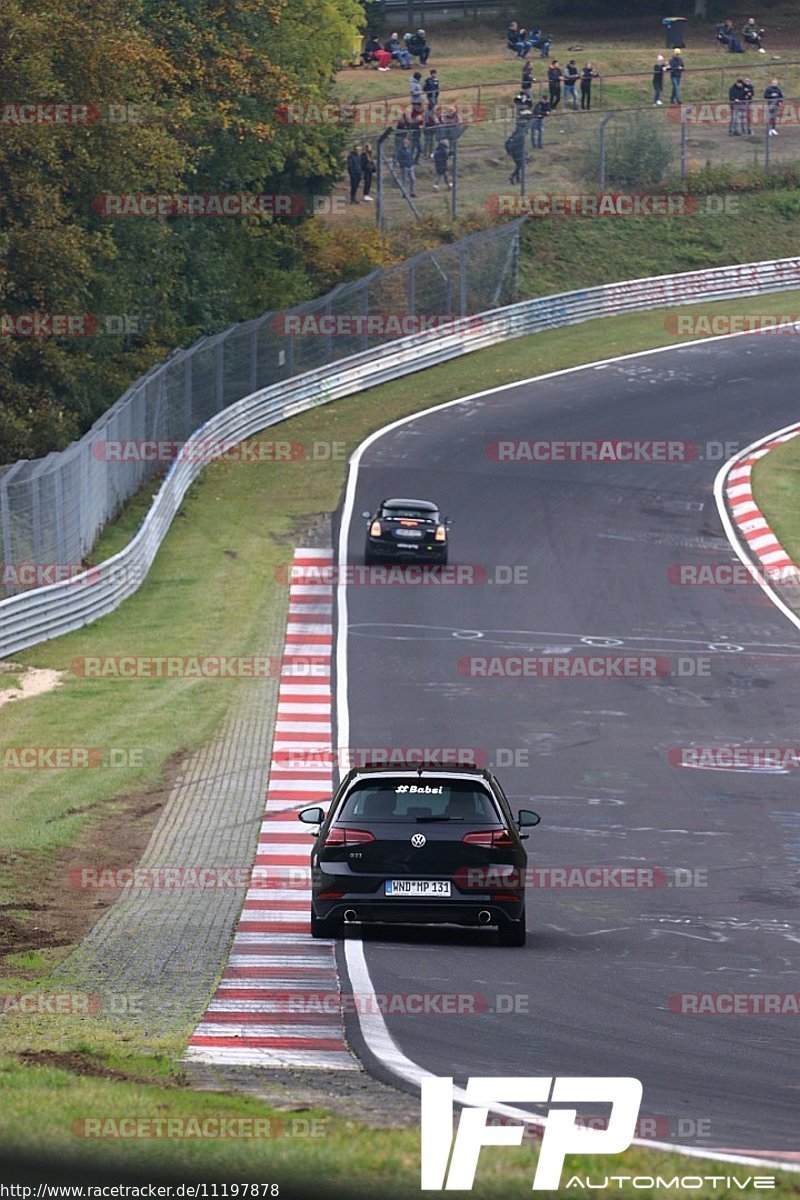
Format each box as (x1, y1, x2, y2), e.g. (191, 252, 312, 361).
(381, 497, 439, 511)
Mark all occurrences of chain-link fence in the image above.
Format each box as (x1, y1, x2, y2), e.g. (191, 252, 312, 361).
(0, 219, 524, 597)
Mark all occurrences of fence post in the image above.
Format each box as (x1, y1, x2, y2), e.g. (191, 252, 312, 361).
(599, 112, 614, 188)
(407, 262, 416, 319)
(451, 131, 458, 219)
(459, 246, 467, 316)
(680, 117, 688, 178)
(250, 324, 259, 392)
(215, 339, 224, 412)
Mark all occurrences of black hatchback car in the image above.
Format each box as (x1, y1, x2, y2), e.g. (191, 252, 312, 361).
(298, 766, 540, 946)
(362, 498, 451, 565)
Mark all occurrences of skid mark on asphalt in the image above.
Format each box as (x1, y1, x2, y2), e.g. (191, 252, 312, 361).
(185, 548, 358, 1069)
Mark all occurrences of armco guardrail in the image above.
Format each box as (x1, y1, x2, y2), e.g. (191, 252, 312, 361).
(2, 256, 799, 658)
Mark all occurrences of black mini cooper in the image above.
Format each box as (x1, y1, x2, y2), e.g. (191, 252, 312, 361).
(362, 498, 451, 565)
(298, 765, 540, 946)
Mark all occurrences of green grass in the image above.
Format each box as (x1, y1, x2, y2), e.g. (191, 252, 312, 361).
(1, 1056, 799, 1195)
(751, 433, 800, 554)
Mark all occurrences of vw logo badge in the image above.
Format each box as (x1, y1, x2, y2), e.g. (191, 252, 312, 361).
(411, 833, 427, 848)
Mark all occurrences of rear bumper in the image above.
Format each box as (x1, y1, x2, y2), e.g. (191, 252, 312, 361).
(314, 897, 524, 927)
(365, 537, 446, 560)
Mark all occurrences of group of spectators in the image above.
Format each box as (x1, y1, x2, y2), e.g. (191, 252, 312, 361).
(651, 52, 685, 105)
(506, 22, 552, 59)
(362, 30, 430, 70)
(346, 144, 375, 203)
(716, 17, 767, 53)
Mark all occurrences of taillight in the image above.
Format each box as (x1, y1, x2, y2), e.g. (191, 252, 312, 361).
(491, 892, 521, 902)
(324, 827, 375, 847)
(369, 521, 381, 537)
(462, 829, 515, 849)
(434, 524, 446, 542)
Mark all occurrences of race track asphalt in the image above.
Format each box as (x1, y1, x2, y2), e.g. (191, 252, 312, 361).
(335, 336, 800, 1156)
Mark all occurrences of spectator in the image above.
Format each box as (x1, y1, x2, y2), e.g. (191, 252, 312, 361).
(742, 77, 754, 133)
(518, 28, 536, 59)
(408, 29, 430, 64)
(581, 62, 598, 110)
(530, 93, 550, 148)
(743, 18, 766, 52)
(374, 46, 393, 70)
(423, 68, 440, 105)
(668, 50, 684, 105)
(652, 55, 666, 105)
(716, 19, 733, 47)
(521, 61, 534, 94)
(506, 21, 521, 50)
(346, 144, 362, 203)
(764, 78, 783, 135)
(547, 60, 562, 109)
(563, 59, 579, 109)
(433, 138, 452, 189)
(386, 33, 412, 68)
(422, 100, 440, 155)
(360, 144, 375, 201)
(728, 78, 745, 134)
(363, 34, 381, 65)
(531, 28, 552, 58)
(397, 137, 416, 194)
(505, 127, 526, 183)
(514, 87, 532, 115)
(410, 71, 424, 111)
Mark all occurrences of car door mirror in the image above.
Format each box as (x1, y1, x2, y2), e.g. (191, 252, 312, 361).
(517, 808, 541, 827)
(298, 806, 325, 825)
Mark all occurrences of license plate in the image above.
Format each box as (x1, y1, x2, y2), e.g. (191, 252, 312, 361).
(394, 529, 423, 539)
(385, 880, 451, 896)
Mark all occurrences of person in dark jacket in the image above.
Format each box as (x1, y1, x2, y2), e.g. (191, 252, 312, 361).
(346, 144, 362, 203)
(547, 61, 562, 108)
(360, 144, 374, 200)
(743, 18, 766, 51)
(742, 77, 754, 133)
(563, 59, 579, 109)
(521, 61, 534, 94)
(433, 139, 451, 189)
(530, 94, 550, 147)
(396, 137, 416, 194)
(531, 28, 552, 58)
(363, 34, 381, 64)
(728, 78, 745, 134)
(668, 51, 685, 105)
(764, 79, 783, 134)
(423, 68, 440, 105)
(652, 55, 666, 105)
(386, 33, 412, 68)
(408, 29, 430, 64)
(580, 62, 598, 110)
(422, 100, 440, 156)
(505, 127, 526, 183)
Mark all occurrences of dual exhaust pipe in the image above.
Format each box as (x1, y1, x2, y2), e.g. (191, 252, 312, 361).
(342, 908, 493, 925)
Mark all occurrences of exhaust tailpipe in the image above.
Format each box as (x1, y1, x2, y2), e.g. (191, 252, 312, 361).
(478, 910, 492, 925)
(343, 909, 358, 923)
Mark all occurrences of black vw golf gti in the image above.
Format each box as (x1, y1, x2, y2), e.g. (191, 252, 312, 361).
(298, 765, 540, 946)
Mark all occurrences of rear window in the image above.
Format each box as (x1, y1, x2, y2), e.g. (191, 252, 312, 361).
(336, 779, 500, 824)
(381, 506, 438, 521)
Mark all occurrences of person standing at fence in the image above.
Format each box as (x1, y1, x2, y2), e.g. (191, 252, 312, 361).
(521, 61, 534, 95)
(409, 109, 423, 164)
(580, 62, 598, 110)
(505, 127, 526, 183)
(764, 79, 783, 135)
(562, 60, 579, 110)
(433, 139, 452, 189)
(728, 78, 745, 135)
(360, 144, 375, 201)
(742, 76, 754, 134)
(668, 50, 684, 105)
(530, 93, 550, 148)
(423, 68, 440, 107)
(410, 71, 424, 113)
(397, 137, 417, 194)
(548, 61, 562, 109)
(347, 144, 362, 203)
(652, 55, 666, 105)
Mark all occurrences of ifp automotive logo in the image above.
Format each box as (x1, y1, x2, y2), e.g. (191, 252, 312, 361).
(421, 1076, 642, 1190)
